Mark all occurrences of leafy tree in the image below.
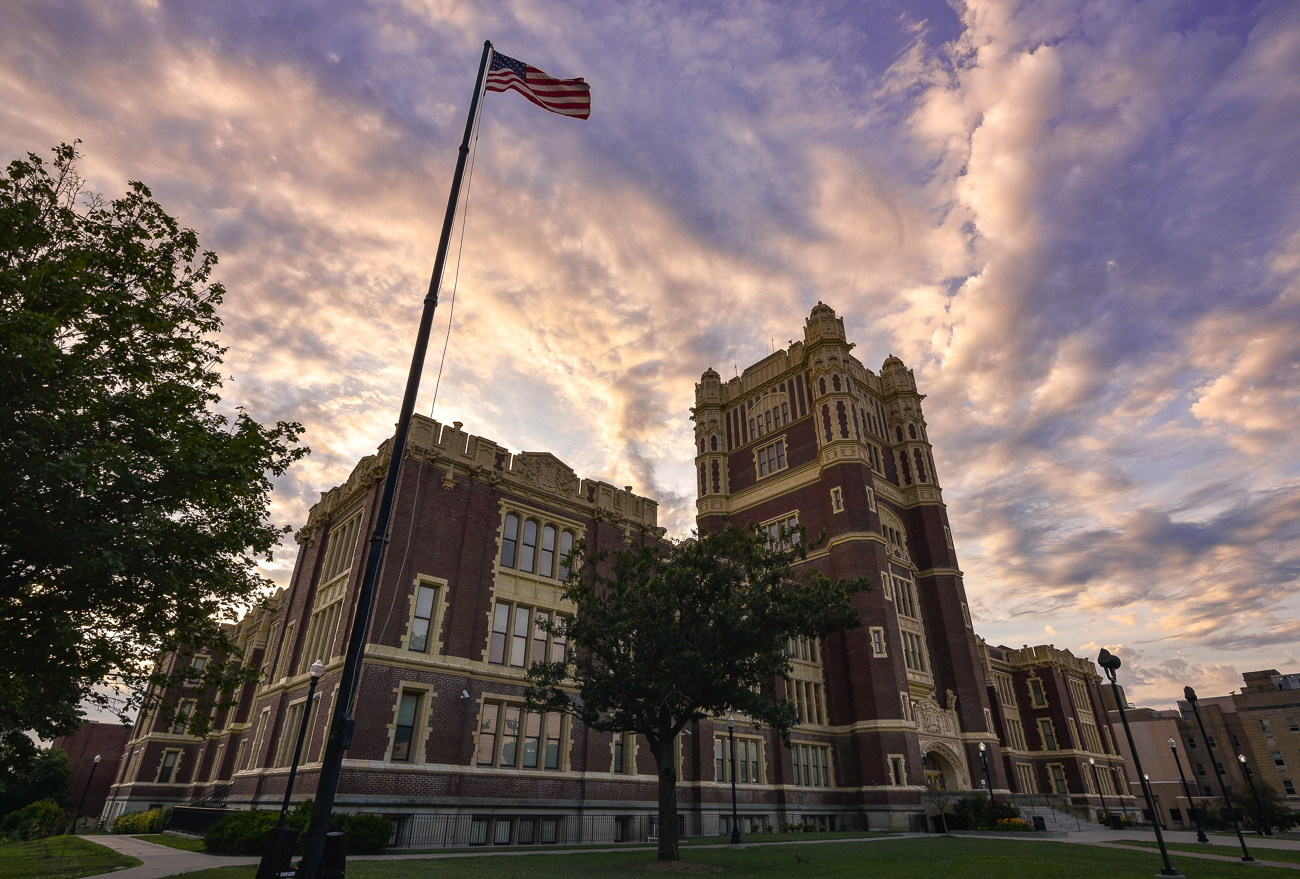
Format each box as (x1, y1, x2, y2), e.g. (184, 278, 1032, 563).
(1228, 782, 1298, 833)
(0, 746, 72, 818)
(525, 522, 865, 861)
(0, 144, 307, 744)
(922, 780, 956, 833)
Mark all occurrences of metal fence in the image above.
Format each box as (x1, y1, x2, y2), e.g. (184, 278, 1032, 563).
(386, 811, 872, 849)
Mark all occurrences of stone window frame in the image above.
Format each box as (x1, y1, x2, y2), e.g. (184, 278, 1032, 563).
(388, 684, 431, 763)
(473, 696, 569, 772)
(1048, 762, 1068, 794)
(275, 696, 311, 768)
(887, 753, 906, 787)
(496, 505, 582, 581)
(760, 512, 801, 549)
(869, 626, 887, 657)
(943, 525, 954, 548)
(753, 436, 788, 479)
(318, 508, 364, 587)
(611, 731, 637, 775)
(714, 734, 765, 785)
(487, 599, 569, 671)
(830, 486, 844, 513)
(156, 749, 183, 784)
(789, 741, 832, 788)
(1027, 676, 1049, 708)
(1038, 717, 1060, 751)
(401, 575, 450, 656)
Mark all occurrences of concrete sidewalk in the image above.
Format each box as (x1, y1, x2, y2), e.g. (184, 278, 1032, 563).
(90, 835, 258, 879)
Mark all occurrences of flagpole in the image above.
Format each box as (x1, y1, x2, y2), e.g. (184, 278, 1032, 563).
(297, 39, 494, 879)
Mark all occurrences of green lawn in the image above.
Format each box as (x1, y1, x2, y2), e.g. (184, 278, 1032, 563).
(1114, 838, 1300, 865)
(137, 833, 208, 852)
(0, 835, 142, 879)
(154, 837, 1300, 879)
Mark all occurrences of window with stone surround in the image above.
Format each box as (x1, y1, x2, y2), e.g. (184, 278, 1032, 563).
(789, 742, 831, 787)
(870, 627, 886, 657)
(156, 750, 181, 784)
(298, 577, 345, 675)
(901, 631, 928, 673)
(754, 438, 787, 478)
(1028, 677, 1048, 708)
(499, 511, 577, 580)
(319, 510, 363, 586)
(475, 701, 565, 770)
(390, 691, 422, 762)
(1005, 717, 1028, 751)
(893, 576, 919, 619)
(791, 679, 826, 725)
(276, 700, 307, 767)
(488, 601, 567, 669)
(715, 736, 763, 784)
(761, 514, 800, 549)
(407, 580, 442, 653)
(612, 732, 635, 774)
(1038, 718, 1058, 751)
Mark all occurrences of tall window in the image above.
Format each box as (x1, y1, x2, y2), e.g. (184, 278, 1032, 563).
(894, 577, 919, 618)
(299, 584, 344, 675)
(789, 743, 830, 787)
(901, 632, 928, 672)
(715, 737, 763, 784)
(170, 700, 195, 735)
(276, 701, 306, 767)
(489, 602, 566, 668)
(520, 520, 539, 572)
(391, 692, 420, 762)
(409, 583, 438, 652)
(1028, 678, 1048, 708)
(157, 750, 180, 783)
(755, 439, 786, 478)
(557, 530, 575, 581)
(501, 514, 519, 567)
(1039, 719, 1058, 751)
(613, 732, 633, 774)
(762, 515, 799, 549)
(319, 511, 363, 585)
(477, 702, 564, 770)
(499, 512, 575, 582)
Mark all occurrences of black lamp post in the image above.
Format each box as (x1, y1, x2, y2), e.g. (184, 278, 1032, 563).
(74, 755, 101, 833)
(1167, 737, 1208, 843)
(257, 659, 324, 879)
(1143, 774, 1167, 830)
(1239, 754, 1271, 836)
(1185, 686, 1253, 863)
(727, 715, 741, 846)
(1098, 649, 1183, 878)
(978, 742, 993, 803)
(1090, 757, 1109, 824)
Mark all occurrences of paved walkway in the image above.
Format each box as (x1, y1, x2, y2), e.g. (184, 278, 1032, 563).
(85, 828, 1300, 878)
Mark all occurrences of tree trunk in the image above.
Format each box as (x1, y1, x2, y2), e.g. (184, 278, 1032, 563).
(654, 738, 680, 861)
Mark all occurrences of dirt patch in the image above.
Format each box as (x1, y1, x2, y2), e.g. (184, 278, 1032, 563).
(633, 860, 725, 873)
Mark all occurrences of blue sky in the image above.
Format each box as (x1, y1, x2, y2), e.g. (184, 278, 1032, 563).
(5, 0, 1299, 709)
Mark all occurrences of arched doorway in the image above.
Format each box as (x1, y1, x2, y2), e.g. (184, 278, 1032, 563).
(922, 747, 961, 790)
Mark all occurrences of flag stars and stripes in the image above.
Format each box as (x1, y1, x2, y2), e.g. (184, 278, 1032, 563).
(485, 50, 591, 119)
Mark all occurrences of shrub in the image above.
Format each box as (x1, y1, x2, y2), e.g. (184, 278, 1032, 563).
(204, 810, 277, 855)
(0, 799, 62, 839)
(111, 808, 170, 834)
(996, 817, 1032, 832)
(338, 814, 393, 855)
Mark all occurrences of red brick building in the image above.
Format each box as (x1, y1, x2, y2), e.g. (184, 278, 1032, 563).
(53, 721, 132, 823)
(104, 303, 1135, 838)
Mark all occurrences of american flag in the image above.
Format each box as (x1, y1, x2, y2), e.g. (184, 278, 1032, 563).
(485, 52, 591, 119)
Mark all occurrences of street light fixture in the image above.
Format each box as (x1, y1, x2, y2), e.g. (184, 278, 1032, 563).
(727, 715, 741, 846)
(1185, 686, 1254, 863)
(1098, 649, 1183, 878)
(257, 658, 325, 879)
(1239, 754, 1271, 836)
(978, 742, 993, 803)
(1089, 757, 1109, 826)
(1167, 737, 1208, 843)
(74, 755, 101, 833)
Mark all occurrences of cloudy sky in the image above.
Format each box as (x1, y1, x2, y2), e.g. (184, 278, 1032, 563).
(5, 0, 1299, 709)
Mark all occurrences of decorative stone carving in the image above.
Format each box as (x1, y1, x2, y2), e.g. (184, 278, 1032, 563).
(514, 453, 580, 497)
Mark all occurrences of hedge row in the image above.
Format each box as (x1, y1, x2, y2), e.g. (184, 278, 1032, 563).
(204, 802, 391, 856)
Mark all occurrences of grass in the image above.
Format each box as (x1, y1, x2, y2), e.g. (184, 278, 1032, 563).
(0, 834, 142, 879)
(137, 833, 208, 852)
(151, 836, 1300, 879)
(394, 829, 895, 855)
(1114, 838, 1300, 865)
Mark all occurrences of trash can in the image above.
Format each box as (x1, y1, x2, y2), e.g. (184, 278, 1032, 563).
(1110, 815, 1124, 830)
(1032, 816, 1046, 832)
(255, 826, 299, 879)
(322, 831, 346, 879)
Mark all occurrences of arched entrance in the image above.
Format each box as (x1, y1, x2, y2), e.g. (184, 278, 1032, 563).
(922, 747, 961, 791)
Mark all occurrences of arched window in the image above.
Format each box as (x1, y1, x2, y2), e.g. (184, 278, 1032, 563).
(520, 520, 539, 572)
(908, 423, 917, 440)
(501, 514, 520, 568)
(558, 530, 575, 581)
(539, 525, 557, 578)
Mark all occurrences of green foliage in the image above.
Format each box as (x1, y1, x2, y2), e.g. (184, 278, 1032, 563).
(0, 834, 142, 878)
(0, 799, 62, 840)
(202, 803, 390, 856)
(0, 746, 72, 818)
(203, 811, 277, 854)
(0, 143, 308, 741)
(950, 793, 1021, 830)
(525, 522, 865, 860)
(1228, 783, 1298, 832)
(109, 808, 169, 835)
